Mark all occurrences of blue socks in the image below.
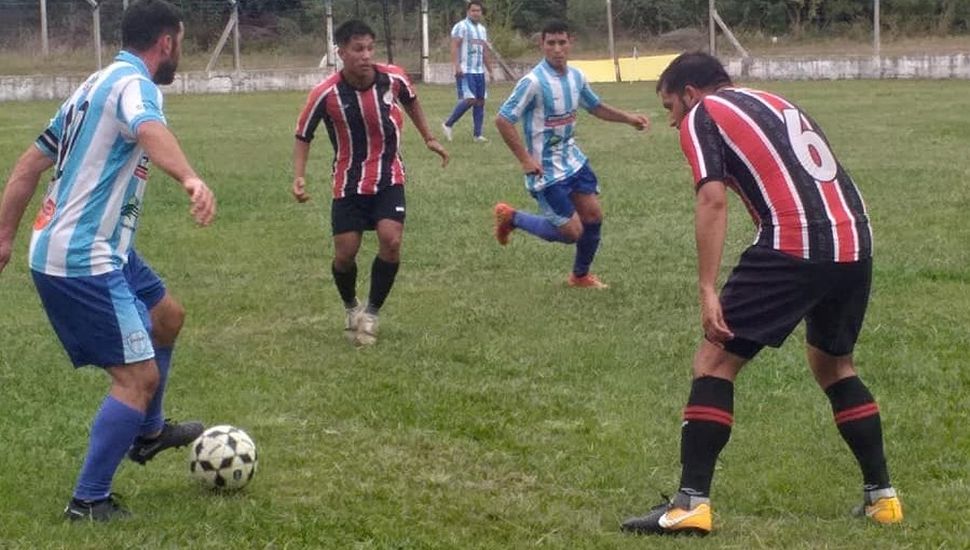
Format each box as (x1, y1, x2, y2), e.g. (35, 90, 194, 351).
(74, 396, 144, 501)
(445, 100, 473, 127)
(512, 211, 569, 242)
(140, 348, 171, 436)
(472, 104, 484, 137)
(573, 222, 602, 277)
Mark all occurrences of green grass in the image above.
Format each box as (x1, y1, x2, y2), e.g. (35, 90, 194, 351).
(1, 80, 969, 547)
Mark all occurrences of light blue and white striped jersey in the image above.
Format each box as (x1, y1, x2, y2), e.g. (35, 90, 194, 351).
(451, 17, 489, 74)
(29, 50, 166, 277)
(498, 60, 602, 191)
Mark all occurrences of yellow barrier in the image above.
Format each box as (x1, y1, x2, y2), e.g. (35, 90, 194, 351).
(569, 54, 679, 83)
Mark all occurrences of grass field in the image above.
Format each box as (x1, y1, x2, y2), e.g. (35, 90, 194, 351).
(1, 80, 969, 548)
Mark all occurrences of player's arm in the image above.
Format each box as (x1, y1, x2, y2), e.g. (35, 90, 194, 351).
(137, 121, 215, 226)
(495, 115, 541, 176)
(292, 139, 311, 202)
(484, 42, 494, 81)
(589, 103, 650, 131)
(0, 145, 54, 274)
(450, 34, 462, 77)
(401, 99, 449, 167)
(695, 180, 733, 343)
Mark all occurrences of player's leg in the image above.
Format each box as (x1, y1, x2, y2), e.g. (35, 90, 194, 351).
(356, 186, 406, 345)
(120, 251, 202, 464)
(805, 259, 901, 524)
(621, 342, 748, 536)
(568, 166, 606, 288)
(367, 219, 402, 311)
(30, 270, 157, 520)
(471, 75, 487, 140)
(622, 247, 808, 536)
(444, 75, 475, 139)
(495, 183, 576, 245)
(332, 196, 369, 339)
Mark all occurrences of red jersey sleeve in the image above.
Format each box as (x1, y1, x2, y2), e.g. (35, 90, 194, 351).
(679, 101, 725, 190)
(380, 64, 417, 105)
(295, 76, 338, 142)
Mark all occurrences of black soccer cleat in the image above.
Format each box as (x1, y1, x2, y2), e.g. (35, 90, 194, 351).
(128, 419, 205, 465)
(64, 494, 131, 522)
(621, 492, 712, 536)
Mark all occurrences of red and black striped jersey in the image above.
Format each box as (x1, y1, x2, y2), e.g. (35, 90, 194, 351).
(680, 88, 872, 263)
(295, 64, 417, 198)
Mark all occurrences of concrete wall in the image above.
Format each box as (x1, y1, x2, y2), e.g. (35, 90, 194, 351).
(726, 53, 970, 80)
(3, 54, 970, 102)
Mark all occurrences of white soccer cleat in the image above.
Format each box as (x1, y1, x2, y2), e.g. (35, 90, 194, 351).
(441, 122, 453, 142)
(474, 135, 489, 143)
(344, 303, 364, 344)
(355, 312, 379, 346)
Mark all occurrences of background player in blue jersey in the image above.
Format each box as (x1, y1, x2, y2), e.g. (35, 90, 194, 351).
(442, 0, 494, 142)
(0, 0, 215, 522)
(492, 19, 649, 289)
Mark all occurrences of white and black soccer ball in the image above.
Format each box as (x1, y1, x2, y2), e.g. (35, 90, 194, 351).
(189, 425, 257, 490)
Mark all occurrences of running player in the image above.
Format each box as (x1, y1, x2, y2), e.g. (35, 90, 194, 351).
(292, 19, 448, 346)
(492, 19, 649, 289)
(0, 0, 215, 521)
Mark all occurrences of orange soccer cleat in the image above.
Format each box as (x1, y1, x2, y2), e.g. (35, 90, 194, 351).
(567, 272, 609, 289)
(493, 203, 516, 245)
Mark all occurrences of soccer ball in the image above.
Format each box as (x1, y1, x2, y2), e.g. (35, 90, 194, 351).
(189, 425, 257, 490)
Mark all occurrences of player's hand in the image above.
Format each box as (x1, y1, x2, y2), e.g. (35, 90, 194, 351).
(0, 239, 12, 275)
(629, 113, 651, 132)
(454, 68, 463, 79)
(292, 176, 310, 203)
(700, 289, 734, 343)
(426, 139, 449, 168)
(521, 158, 543, 178)
(183, 176, 216, 226)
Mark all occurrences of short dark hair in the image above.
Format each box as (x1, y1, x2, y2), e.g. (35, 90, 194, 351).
(335, 19, 375, 46)
(656, 52, 733, 95)
(540, 19, 570, 41)
(122, 0, 182, 53)
(467, 0, 484, 11)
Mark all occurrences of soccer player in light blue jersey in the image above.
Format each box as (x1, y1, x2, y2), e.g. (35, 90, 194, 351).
(0, 0, 215, 522)
(493, 19, 649, 289)
(442, 0, 494, 142)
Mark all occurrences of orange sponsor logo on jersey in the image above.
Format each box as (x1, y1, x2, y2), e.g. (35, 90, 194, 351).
(33, 198, 56, 230)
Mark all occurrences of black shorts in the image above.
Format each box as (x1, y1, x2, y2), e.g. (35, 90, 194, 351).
(720, 246, 872, 359)
(331, 185, 406, 235)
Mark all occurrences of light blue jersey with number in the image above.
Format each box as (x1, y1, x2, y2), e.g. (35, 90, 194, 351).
(498, 60, 601, 192)
(451, 17, 488, 74)
(30, 51, 166, 277)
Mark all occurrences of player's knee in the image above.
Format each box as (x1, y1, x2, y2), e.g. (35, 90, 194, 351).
(379, 239, 402, 261)
(559, 225, 581, 243)
(152, 297, 185, 346)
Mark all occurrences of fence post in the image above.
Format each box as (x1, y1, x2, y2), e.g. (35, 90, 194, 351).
(232, 0, 241, 74)
(709, 0, 716, 55)
(85, 0, 103, 70)
(873, 0, 881, 58)
(606, 0, 620, 82)
(40, 0, 49, 56)
(326, 0, 335, 71)
(421, 0, 430, 82)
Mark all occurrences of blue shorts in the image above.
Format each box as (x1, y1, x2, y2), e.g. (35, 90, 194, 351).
(530, 164, 600, 227)
(31, 250, 166, 368)
(456, 73, 486, 100)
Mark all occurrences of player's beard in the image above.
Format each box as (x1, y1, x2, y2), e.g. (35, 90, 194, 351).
(154, 58, 178, 85)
